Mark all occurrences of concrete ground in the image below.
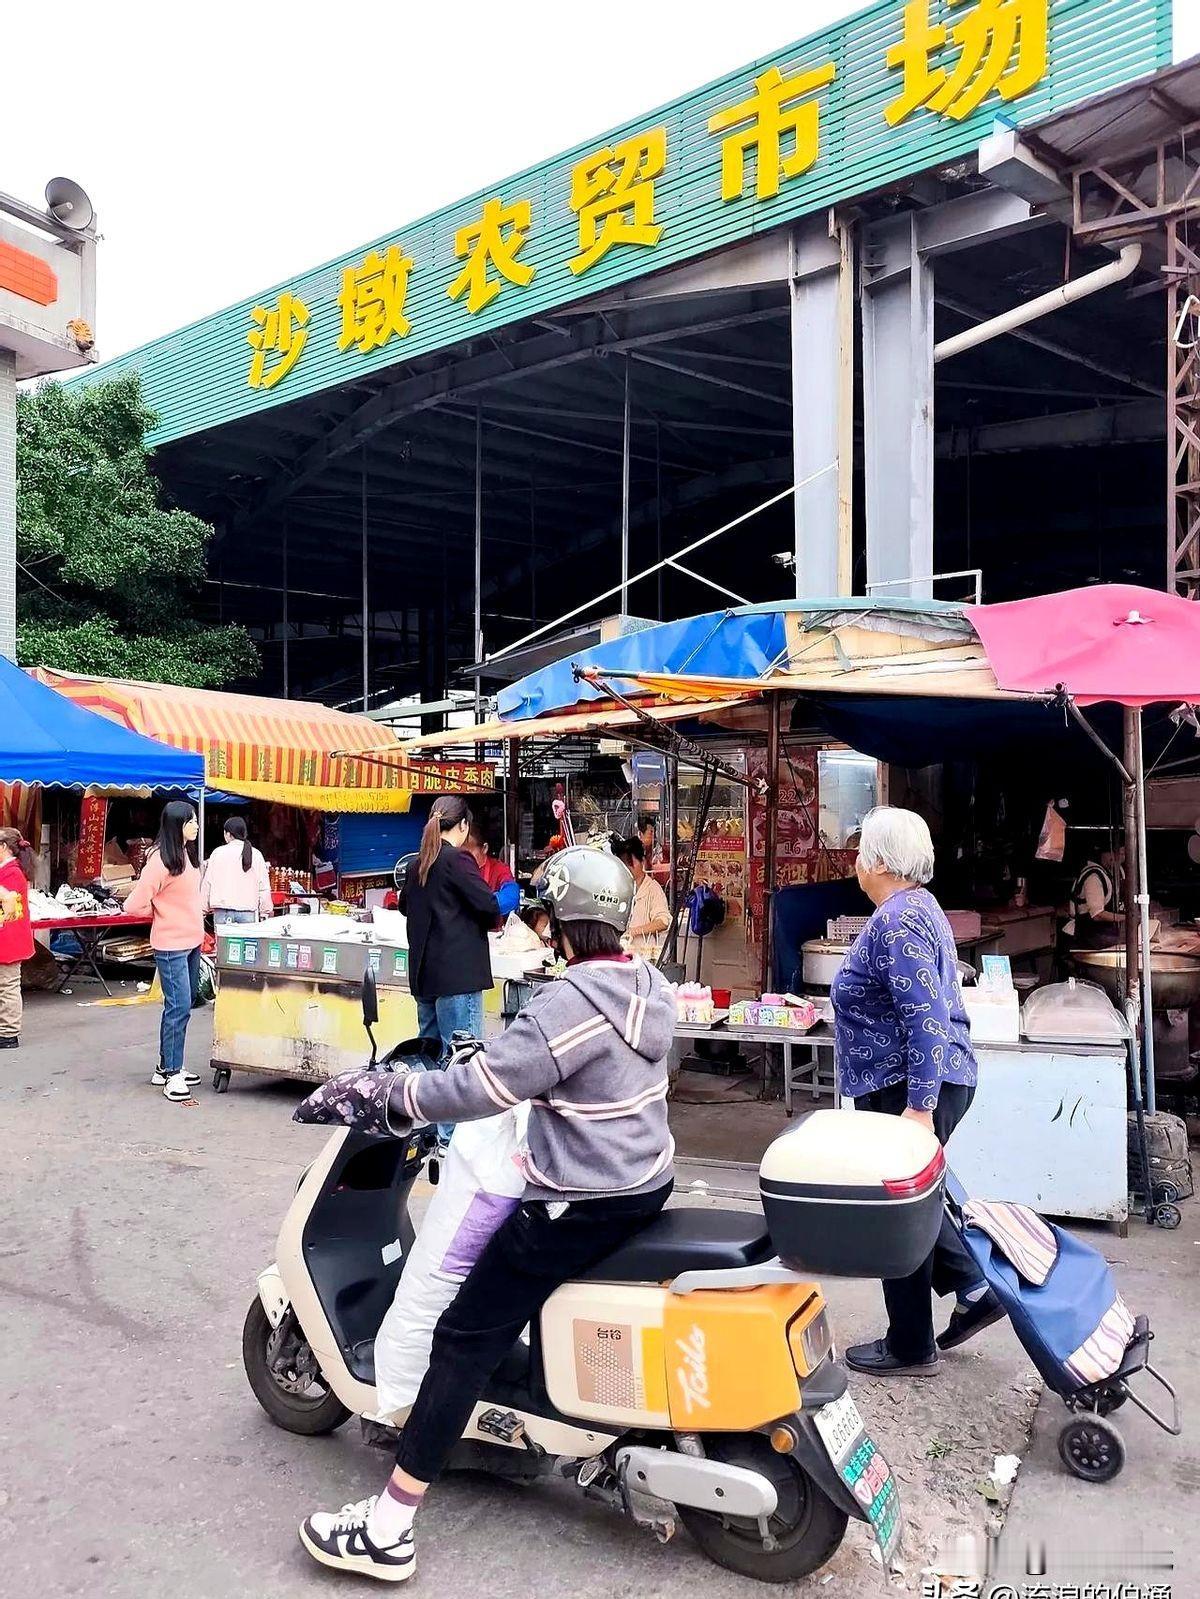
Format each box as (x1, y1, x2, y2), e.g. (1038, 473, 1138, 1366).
(0, 988, 1192, 1597)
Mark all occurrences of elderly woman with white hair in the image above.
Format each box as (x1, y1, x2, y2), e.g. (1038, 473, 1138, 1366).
(832, 805, 1001, 1378)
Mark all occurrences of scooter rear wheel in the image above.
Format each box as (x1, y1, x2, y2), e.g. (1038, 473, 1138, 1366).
(676, 1435, 847, 1583)
(242, 1298, 351, 1436)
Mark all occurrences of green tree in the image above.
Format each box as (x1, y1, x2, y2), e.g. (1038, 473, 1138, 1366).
(16, 372, 259, 688)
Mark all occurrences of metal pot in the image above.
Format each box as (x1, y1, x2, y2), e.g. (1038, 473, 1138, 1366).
(1069, 949, 1200, 1010)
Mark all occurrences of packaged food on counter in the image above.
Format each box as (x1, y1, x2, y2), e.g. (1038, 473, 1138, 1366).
(729, 994, 819, 1031)
(671, 982, 714, 1024)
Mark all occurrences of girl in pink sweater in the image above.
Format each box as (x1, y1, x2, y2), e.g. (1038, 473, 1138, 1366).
(125, 802, 204, 1104)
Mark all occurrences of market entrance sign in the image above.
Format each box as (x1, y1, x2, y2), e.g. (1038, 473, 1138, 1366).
(92, 0, 1168, 447)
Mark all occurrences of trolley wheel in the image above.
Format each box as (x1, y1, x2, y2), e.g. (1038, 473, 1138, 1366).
(1058, 1415, 1126, 1483)
(1155, 1202, 1182, 1230)
(1153, 1182, 1180, 1205)
(212, 1067, 231, 1094)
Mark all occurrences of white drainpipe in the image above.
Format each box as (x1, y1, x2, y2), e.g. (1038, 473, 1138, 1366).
(933, 241, 1142, 364)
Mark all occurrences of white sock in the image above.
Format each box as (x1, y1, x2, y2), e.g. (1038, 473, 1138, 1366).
(367, 1483, 421, 1546)
(960, 1282, 990, 1306)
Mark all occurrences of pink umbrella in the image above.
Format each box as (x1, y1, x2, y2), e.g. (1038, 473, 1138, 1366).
(967, 583, 1200, 708)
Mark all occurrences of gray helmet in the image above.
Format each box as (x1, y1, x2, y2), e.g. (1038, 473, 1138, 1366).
(537, 846, 635, 933)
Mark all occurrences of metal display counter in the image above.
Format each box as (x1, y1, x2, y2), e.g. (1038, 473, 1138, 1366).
(944, 1037, 1130, 1229)
(677, 1016, 1129, 1226)
(209, 926, 538, 1093)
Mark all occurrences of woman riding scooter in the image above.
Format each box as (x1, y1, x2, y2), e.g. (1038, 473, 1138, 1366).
(293, 845, 677, 1584)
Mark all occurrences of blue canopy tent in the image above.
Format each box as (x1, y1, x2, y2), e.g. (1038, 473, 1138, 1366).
(1, 659, 203, 789)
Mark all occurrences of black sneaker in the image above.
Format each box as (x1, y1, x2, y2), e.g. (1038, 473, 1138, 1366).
(844, 1337, 939, 1377)
(299, 1497, 416, 1584)
(937, 1290, 1005, 1351)
(0, 1035, 18, 1049)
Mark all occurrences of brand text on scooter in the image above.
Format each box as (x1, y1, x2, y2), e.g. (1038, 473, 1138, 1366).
(675, 1325, 710, 1414)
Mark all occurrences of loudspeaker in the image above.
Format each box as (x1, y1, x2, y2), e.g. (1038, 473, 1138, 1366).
(44, 176, 94, 231)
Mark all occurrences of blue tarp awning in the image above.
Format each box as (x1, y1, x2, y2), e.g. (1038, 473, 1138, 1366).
(497, 609, 787, 721)
(495, 599, 975, 723)
(3, 658, 204, 788)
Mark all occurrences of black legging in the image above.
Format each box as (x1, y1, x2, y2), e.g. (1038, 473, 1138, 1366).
(394, 1182, 671, 1482)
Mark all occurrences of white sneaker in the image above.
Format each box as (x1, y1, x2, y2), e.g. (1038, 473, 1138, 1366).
(152, 1066, 200, 1087)
(299, 1497, 416, 1583)
(161, 1072, 196, 1104)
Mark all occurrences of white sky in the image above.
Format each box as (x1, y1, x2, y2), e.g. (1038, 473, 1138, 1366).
(7, 0, 1200, 364)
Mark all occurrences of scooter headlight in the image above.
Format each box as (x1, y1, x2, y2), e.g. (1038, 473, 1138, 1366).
(789, 1307, 834, 1375)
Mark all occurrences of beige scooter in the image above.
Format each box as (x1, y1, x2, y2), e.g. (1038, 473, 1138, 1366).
(243, 991, 937, 1580)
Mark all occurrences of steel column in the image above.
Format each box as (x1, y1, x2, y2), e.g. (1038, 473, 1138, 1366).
(0, 352, 15, 661)
(1168, 220, 1200, 594)
(506, 738, 520, 874)
(1132, 707, 1157, 1112)
(790, 221, 849, 596)
(861, 214, 935, 598)
(762, 697, 781, 995)
(1123, 708, 1140, 1012)
(474, 405, 484, 726)
(281, 516, 290, 698)
(654, 421, 663, 621)
(621, 357, 631, 615)
(360, 451, 369, 711)
(835, 219, 854, 595)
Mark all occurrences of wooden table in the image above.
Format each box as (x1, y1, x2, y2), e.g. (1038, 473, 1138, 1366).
(32, 913, 152, 996)
(673, 1019, 838, 1112)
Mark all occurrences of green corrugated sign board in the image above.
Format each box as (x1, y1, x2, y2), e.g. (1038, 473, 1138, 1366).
(84, 0, 1170, 447)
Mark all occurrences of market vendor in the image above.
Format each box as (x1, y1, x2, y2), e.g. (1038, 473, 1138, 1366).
(1064, 848, 1124, 950)
(612, 836, 671, 958)
(465, 822, 520, 919)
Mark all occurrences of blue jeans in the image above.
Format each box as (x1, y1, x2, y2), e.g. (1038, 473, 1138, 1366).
(416, 991, 485, 1057)
(416, 991, 485, 1145)
(213, 909, 257, 925)
(156, 947, 200, 1074)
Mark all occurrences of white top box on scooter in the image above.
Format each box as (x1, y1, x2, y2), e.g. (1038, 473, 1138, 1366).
(759, 1110, 945, 1279)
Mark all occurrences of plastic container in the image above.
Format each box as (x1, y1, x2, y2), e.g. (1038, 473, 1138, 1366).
(1021, 978, 1126, 1043)
(759, 1109, 945, 1278)
(963, 988, 1021, 1043)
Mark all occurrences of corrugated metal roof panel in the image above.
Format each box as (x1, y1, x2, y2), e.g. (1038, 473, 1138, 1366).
(81, 0, 1169, 448)
(1030, 50, 1200, 164)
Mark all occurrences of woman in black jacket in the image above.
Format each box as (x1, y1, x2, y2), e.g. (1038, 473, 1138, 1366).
(398, 795, 499, 1059)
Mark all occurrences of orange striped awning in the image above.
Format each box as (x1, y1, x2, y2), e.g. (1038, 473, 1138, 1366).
(28, 670, 493, 807)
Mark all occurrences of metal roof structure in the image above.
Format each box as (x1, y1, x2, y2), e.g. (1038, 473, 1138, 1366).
(54, 0, 1180, 715)
(1025, 52, 1200, 167)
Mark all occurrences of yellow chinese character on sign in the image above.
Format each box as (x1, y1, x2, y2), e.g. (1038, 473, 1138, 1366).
(337, 245, 416, 354)
(246, 292, 310, 389)
(448, 197, 535, 313)
(568, 128, 667, 275)
(885, 0, 1048, 126)
(708, 61, 837, 202)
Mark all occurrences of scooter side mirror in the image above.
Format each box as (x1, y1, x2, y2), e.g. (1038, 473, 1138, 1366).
(362, 967, 380, 1027)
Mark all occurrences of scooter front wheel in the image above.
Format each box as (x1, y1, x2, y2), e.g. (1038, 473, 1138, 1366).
(676, 1435, 847, 1583)
(242, 1298, 351, 1436)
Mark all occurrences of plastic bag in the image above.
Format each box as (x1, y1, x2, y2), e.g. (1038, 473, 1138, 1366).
(195, 953, 218, 1004)
(373, 1102, 528, 1419)
(1034, 802, 1066, 863)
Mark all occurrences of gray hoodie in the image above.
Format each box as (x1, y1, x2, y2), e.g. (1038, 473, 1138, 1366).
(393, 955, 676, 1202)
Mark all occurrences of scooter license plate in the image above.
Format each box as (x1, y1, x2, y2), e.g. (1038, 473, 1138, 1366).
(812, 1390, 902, 1566)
